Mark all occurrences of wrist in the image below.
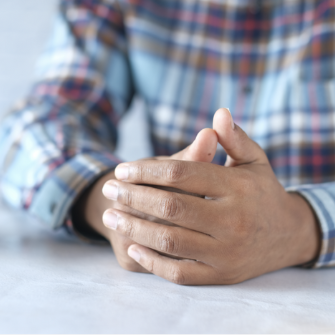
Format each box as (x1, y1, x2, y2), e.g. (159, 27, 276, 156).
(86, 170, 116, 241)
(286, 192, 321, 266)
(73, 170, 116, 242)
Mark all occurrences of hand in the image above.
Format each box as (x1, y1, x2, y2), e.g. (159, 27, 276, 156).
(103, 108, 320, 285)
(81, 128, 218, 272)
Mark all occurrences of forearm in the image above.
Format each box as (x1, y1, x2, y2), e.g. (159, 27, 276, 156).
(0, 1, 132, 228)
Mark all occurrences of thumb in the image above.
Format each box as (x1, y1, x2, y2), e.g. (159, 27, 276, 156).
(171, 128, 218, 163)
(213, 108, 268, 167)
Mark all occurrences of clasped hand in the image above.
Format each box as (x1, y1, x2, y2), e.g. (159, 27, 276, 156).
(102, 108, 319, 285)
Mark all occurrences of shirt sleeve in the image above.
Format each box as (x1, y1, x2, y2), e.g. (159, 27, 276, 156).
(286, 183, 335, 268)
(0, 0, 134, 232)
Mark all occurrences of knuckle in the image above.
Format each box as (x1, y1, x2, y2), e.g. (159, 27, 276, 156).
(157, 229, 179, 254)
(169, 266, 186, 285)
(119, 187, 133, 207)
(122, 218, 136, 239)
(133, 164, 145, 181)
(165, 161, 187, 184)
(159, 195, 183, 221)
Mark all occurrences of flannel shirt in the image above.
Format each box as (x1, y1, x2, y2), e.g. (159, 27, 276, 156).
(0, 0, 335, 267)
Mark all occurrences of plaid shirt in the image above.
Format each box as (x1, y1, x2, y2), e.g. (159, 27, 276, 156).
(0, 0, 335, 267)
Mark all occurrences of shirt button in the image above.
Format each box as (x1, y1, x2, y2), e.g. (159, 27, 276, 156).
(243, 86, 253, 94)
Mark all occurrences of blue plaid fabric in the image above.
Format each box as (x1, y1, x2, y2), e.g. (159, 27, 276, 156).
(0, 0, 335, 267)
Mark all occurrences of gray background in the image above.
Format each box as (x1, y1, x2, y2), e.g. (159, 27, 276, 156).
(0, 1, 335, 334)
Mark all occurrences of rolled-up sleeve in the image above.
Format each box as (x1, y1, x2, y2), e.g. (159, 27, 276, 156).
(0, 0, 134, 230)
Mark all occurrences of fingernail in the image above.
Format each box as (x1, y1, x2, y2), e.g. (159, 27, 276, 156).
(103, 211, 118, 230)
(102, 183, 118, 201)
(115, 165, 129, 180)
(226, 108, 235, 130)
(128, 247, 141, 262)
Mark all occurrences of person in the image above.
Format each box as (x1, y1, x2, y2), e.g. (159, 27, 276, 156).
(0, 0, 334, 285)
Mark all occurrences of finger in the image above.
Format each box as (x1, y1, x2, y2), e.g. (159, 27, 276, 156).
(171, 128, 218, 163)
(213, 108, 269, 167)
(109, 233, 150, 273)
(103, 181, 218, 234)
(103, 209, 218, 263)
(127, 244, 219, 285)
(113, 159, 231, 197)
(139, 156, 170, 161)
(112, 200, 176, 227)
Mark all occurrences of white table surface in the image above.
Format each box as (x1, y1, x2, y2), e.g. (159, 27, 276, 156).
(1, 1, 335, 334)
(0, 204, 335, 334)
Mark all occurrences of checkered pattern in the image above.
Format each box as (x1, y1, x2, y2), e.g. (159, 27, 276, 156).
(1, 0, 335, 267)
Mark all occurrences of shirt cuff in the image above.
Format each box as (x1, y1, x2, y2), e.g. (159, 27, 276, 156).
(286, 182, 335, 268)
(28, 151, 121, 233)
